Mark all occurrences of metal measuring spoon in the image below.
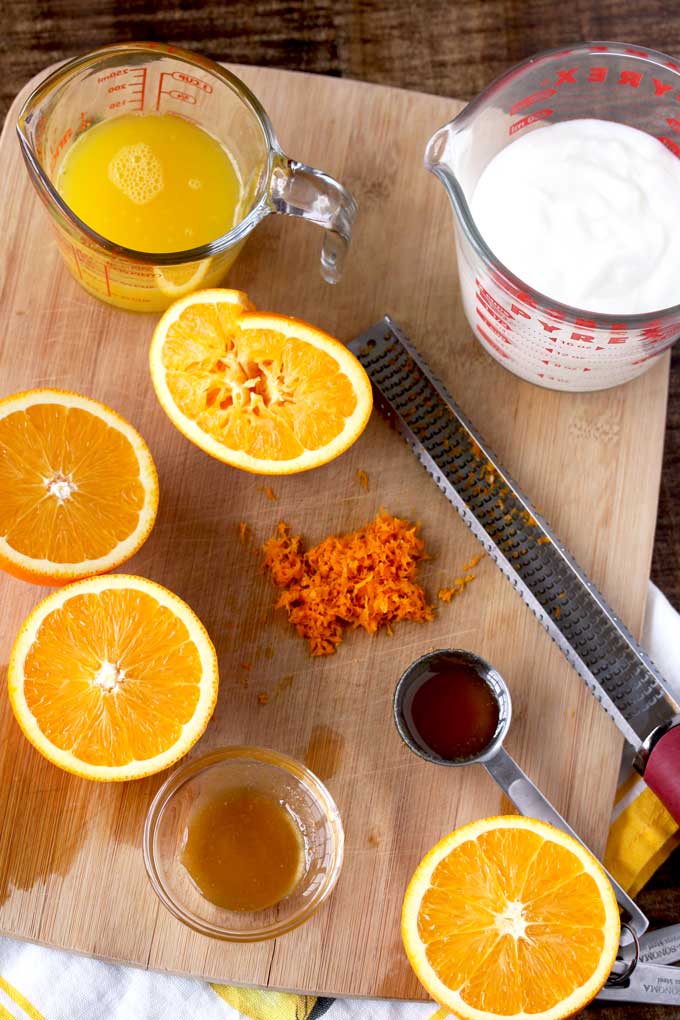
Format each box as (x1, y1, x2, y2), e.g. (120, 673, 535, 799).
(393, 648, 647, 940)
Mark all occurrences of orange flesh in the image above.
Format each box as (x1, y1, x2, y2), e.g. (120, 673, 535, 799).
(417, 828, 608, 1015)
(22, 589, 203, 766)
(161, 304, 358, 461)
(0, 404, 145, 562)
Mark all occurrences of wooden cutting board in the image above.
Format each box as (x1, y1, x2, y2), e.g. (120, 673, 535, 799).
(0, 65, 669, 1000)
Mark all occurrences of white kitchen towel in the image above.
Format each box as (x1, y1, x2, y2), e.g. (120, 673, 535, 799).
(0, 581, 676, 1020)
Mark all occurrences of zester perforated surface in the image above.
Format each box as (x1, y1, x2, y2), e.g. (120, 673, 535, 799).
(349, 319, 677, 748)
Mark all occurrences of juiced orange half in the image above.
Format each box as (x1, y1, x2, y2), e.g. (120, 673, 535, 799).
(149, 289, 373, 474)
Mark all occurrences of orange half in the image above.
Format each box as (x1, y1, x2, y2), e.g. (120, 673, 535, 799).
(149, 289, 373, 474)
(0, 389, 158, 585)
(402, 816, 620, 1020)
(8, 574, 218, 781)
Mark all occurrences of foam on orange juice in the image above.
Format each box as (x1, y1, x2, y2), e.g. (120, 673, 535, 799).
(56, 113, 242, 253)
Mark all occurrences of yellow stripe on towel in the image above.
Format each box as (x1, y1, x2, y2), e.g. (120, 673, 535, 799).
(211, 984, 317, 1020)
(605, 775, 680, 897)
(0, 977, 45, 1020)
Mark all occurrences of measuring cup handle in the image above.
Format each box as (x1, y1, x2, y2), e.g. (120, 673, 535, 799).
(484, 746, 648, 938)
(269, 155, 357, 284)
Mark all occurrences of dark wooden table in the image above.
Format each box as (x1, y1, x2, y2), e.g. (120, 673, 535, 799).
(1, 2, 678, 1016)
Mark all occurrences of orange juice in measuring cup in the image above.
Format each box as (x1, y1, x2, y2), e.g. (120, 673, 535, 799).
(17, 43, 357, 311)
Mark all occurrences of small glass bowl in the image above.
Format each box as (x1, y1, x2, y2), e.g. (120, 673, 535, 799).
(143, 746, 344, 941)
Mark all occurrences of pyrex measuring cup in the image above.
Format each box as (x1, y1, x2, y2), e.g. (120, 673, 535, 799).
(17, 43, 357, 311)
(426, 42, 680, 391)
(393, 648, 647, 939)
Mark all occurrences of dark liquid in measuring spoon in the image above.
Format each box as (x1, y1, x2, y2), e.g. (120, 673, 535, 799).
(408, 656, 500, 760)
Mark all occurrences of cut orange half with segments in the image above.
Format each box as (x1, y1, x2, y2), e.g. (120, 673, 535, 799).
(8, 574, 218, 781)
(0, 389, 158, 586)
(402, 816, 620, 1020)
(149, 289, 373, 474)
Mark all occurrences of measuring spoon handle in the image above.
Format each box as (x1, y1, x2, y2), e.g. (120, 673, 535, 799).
(483, 746, 648, 937)
(596, 962, 680, 1004)
(639, 923, 680, 966)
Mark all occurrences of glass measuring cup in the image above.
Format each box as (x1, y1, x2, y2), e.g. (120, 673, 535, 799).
(425, 42, 680, 391)
(17, 42, 357, 312)
(393, 648, 647, 938)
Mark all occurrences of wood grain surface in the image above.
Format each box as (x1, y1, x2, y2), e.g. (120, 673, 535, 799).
(1, 2, 679, 1013)
(0, 62, 671, 1000)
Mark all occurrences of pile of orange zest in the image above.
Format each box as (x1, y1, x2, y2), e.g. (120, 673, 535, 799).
(261, 511, 434, 656)
(357, 469, 370, 491)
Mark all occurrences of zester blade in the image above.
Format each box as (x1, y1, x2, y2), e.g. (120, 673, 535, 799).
(348, 317, 679, 750)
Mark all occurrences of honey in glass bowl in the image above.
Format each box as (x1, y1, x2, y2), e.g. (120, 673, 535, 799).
(181, 785, 304, 912)
(143, 746, 344, 941)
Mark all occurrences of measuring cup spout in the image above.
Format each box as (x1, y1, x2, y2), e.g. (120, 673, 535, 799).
(424, 122, 460, 196)
(424, 123, 452, 172)
(269, 154, 357, 284)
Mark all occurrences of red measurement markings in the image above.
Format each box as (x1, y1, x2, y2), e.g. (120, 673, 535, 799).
(170, 70, 212, 93)
(509, 89, 557, 115)
(476, 296, 510, 332)
(168, 91, 196, 104)
(477, 325, 511, 359)
(105, 67, 147, 113)
(103, 263, 112, 298)
(97, 68, 130, 84)
(155, 70, 211, 111)
(476, 306, 511, 344)
(476, 281, 513, 323)
(659, 135, 680, 157)
(509, 109, 553, 136)
(640, 324, 680, 344)
(632, 349, 666, 365)
(49, 128, 73, 174)
(538, 319, 560, 334)
(76, 111, 93, 135)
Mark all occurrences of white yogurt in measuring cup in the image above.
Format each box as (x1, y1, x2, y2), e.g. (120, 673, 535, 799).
(470, 118, 680, 316)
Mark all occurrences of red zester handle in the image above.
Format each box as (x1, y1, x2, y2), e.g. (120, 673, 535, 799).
(643, 724, 680, 825)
